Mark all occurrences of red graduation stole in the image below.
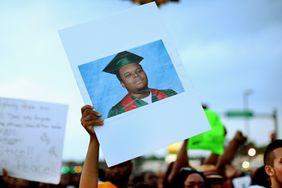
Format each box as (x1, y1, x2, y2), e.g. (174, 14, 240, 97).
(121, 89, 169, 112)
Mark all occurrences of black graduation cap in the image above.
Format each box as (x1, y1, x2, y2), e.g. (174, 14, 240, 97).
(103, 51, 143, 75)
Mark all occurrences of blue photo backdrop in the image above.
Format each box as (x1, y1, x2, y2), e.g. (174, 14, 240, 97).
(79, 39, 184, 119)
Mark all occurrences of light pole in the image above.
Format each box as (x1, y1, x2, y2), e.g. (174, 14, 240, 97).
(243, 89, 253, 137)
(272, 108, 278, 140)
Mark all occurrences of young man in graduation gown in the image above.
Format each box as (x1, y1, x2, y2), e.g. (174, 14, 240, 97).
(103, 51, 177, 118)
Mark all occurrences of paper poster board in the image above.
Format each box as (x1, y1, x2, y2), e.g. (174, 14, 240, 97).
(0, 97, 68, 184)
(232, 175, 251, 188)
(59, 2, 210, 166)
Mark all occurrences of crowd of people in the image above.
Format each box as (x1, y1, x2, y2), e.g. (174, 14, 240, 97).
(78, 105, 281, 188)
(1, 105, 281, 188)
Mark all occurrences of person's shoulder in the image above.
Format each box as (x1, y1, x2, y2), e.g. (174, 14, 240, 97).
(108, 95, 135, 117)
(98, 181, 117, 188)
(158, 89, 177, 96)
(108, 102, 123, 118)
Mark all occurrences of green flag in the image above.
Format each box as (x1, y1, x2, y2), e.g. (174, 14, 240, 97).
(187, 109, 225, 154)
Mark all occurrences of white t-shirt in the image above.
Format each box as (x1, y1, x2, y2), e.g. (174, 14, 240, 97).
(142, 92, 152, 104)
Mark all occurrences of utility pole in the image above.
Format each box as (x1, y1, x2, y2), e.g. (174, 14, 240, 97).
(273, 109, 278, 140)
(243, 89, 253, 137)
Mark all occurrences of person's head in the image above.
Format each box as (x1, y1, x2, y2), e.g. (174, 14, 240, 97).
(105, 160, 133, 187)
(173, 168, 210, 188)
(184, 173, 206, 188)
(141, 171, 158, 188)
(200, 165, 224, 188)
(118, 63, 148, 94)
(263, 139, 282, 187)
(103, 51, 149, 94)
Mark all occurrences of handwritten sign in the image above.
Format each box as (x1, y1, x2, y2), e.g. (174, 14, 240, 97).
(0, 97, 68, 184)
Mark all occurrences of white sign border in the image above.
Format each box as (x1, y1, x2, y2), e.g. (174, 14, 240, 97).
(59, 3, 210, 166)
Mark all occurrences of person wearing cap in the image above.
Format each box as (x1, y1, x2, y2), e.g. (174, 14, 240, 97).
(200, 165, 224, 188)
(103, 51, 177, 118)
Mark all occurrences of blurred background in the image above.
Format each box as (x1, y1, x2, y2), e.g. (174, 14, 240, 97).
(1, 0, 281, 176)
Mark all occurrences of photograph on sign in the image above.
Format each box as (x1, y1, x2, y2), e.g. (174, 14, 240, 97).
(59, 2, 210, 166)
(79, 40, 184, 119)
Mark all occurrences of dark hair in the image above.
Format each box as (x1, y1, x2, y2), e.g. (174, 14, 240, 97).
(171, 168, 210, 188)
(263, 139, 282, 166)
(251, 166, 270, 187)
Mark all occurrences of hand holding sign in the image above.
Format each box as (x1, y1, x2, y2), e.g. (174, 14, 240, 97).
(80, 105, 104, 135)
(59, 2, 211, 166)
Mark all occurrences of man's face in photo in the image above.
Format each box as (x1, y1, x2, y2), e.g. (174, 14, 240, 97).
(119, 63, 148, 93)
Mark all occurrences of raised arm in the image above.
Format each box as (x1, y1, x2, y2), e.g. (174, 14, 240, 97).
(167, 139, 189, 183)
(79, 105, 104, 188)
(216, 130, 247, 177)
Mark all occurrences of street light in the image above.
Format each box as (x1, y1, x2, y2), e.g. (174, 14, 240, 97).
(243, 89, 253, 137)
(247, 147, 256, 157)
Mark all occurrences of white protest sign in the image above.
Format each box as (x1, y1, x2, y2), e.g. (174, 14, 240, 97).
(0, 97, 68, 184)
(59, 2, 210, 166)
(232, 175, 251, 188)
